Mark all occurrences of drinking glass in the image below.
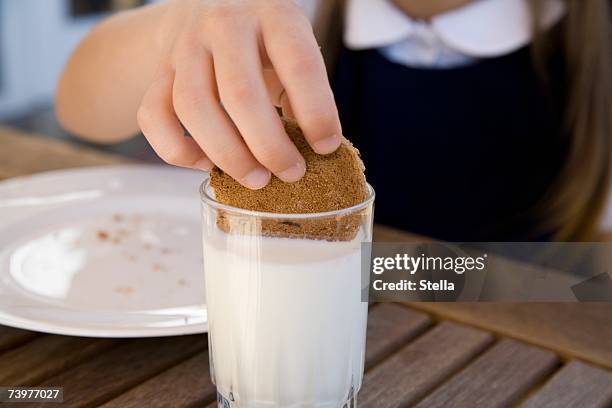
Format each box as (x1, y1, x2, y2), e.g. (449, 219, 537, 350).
(200, 175, 375, 408)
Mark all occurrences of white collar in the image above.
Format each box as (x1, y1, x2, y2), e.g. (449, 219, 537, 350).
(345, 0, 566, 57)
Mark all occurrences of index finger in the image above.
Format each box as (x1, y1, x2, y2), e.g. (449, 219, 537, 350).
(260, 4, 342, 155)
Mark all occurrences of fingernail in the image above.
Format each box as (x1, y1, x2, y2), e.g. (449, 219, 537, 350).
(313, 134, 341, 154)
(241, 167, 271, 190)
(194, 158, 213, 171)
(277, 162, 306, 183)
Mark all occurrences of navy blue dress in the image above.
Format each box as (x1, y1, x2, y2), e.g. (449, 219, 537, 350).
(332, 44, 567, 241)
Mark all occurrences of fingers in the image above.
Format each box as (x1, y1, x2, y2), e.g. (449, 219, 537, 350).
(137, 69, 212, 171)
(263, 68, 295, 119)
(279, 89, 295, 119)
(172, 46, 271, 189)
(212, 22, 306, 182)
(260, 5, 342, 154)
(262, 68, 284, 107)
(140, 3, 325, 189)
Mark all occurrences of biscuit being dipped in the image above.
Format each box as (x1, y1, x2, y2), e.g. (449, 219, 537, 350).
(209, 117, 369, 241)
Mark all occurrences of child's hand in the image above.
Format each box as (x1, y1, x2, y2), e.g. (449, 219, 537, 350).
(137, 0, 342, 189)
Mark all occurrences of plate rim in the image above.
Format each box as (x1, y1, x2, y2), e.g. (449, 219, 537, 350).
(0, 163, 201, 192)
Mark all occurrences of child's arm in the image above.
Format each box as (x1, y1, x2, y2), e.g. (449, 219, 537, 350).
(56, 0, 341, 189)
(56, 4, 164, 143)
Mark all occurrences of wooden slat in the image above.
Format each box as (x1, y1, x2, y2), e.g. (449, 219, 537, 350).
(0, 127, 127, 180)
(522, 360, 612, 408)
(365, 303, 431, 369)
(101, 352, 216, 408)
(26, 335, 206, 408)
(0, 327, 38, 353)
(0, 335, 116, 386)
(415, 338, 559, 407)
(409, 303, 612, 369)
(359, 321, 493, 407)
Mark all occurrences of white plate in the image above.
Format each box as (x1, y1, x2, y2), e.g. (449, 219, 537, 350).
(0, 165, 208, 337)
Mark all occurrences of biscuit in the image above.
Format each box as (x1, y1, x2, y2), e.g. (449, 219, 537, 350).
(209, 117, 369, 241)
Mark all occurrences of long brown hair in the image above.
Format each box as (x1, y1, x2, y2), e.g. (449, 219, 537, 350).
(531, 0, 612, 240)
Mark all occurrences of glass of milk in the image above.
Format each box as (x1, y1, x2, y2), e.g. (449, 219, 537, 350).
(200, 176, 375, 408)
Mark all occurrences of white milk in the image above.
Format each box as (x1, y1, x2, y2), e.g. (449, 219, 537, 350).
(203, 227, 368, 408)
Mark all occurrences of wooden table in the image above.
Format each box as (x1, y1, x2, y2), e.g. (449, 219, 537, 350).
(1, 127, 612, 407)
